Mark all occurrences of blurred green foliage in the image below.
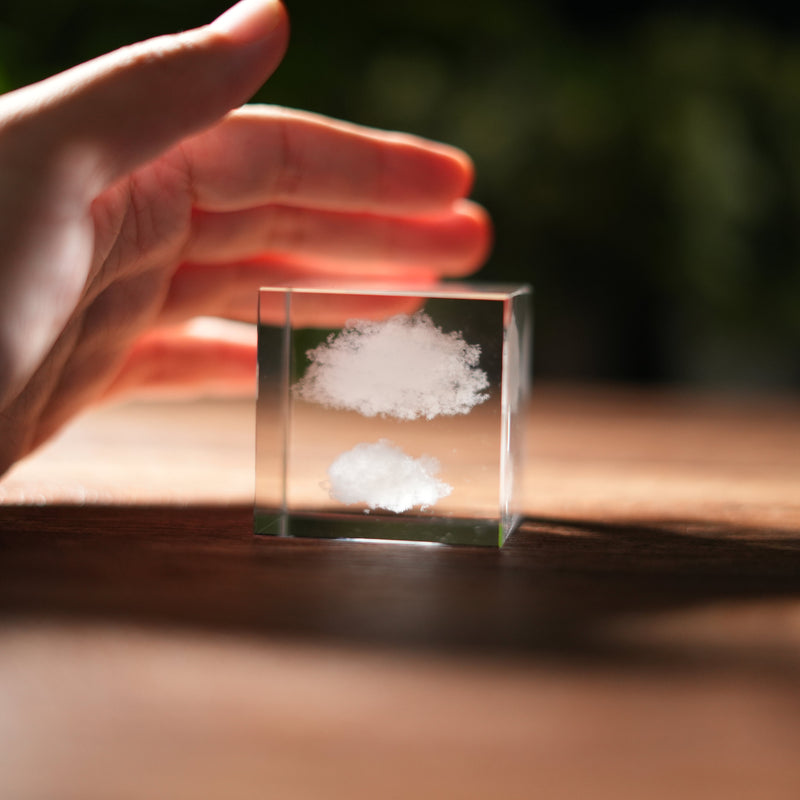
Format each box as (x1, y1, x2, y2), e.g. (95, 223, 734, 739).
(1, 0, 799, 387)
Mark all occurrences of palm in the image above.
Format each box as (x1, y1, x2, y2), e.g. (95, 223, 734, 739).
(0, 156, 188, 465)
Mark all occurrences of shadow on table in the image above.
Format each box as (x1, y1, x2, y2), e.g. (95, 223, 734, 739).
(2, 505, 800, 674)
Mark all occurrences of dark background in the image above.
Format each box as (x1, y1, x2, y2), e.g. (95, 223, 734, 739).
(2, 0, 799, 389)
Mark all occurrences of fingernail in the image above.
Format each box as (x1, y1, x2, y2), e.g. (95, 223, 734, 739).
(211, 0, 286, 45)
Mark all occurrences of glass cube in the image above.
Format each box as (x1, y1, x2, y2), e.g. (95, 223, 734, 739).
(255, 283, 531, 546)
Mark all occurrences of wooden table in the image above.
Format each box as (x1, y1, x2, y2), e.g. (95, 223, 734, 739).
(1, 385, 799, 799)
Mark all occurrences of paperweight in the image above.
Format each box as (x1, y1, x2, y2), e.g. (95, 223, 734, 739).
(255, 283, 531, 546)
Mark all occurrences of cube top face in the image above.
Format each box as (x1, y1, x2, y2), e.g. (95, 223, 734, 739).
(256, 283, 531, 547)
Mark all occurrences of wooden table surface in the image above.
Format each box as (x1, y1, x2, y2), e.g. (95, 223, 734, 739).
(1, 384, 800, 799)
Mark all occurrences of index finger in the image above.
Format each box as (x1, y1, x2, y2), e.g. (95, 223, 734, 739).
(175, 105, 475, 214)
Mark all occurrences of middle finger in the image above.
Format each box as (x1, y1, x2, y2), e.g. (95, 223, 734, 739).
(184, 199, 490, 276)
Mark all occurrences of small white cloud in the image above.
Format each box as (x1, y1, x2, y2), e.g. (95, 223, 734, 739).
(326, 439, 452, 513)
(293, 312, 489, 420)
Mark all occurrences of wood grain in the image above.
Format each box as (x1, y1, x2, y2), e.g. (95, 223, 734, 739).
(1, 384, 800, 799)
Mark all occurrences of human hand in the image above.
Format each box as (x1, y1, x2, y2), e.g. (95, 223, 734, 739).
(0, 0, 490, 476)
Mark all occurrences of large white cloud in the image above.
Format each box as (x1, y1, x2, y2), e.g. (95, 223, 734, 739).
(293, 312, 489, 420)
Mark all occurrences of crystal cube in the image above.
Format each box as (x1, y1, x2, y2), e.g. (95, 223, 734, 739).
(255, 283, 531, 546)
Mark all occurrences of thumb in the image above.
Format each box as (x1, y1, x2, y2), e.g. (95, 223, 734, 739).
(5, 0, 289, 190)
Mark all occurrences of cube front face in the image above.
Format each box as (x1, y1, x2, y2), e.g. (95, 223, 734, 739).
(256, 285, 530, 546)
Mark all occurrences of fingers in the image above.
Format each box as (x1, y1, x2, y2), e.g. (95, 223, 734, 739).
(185, 198, 490, 276)
(176, 105, 491, 292)
(160, 258, 430, 325)
(179, 106, 474, 215)
(166, 197, 489, 326)
(3, 0, 289, 192)
(102, 319, 258, 400)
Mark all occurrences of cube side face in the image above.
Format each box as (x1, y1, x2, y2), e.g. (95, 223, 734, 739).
(499, 288, 532, 545)
(256, 285, 531, 546)
(255, 288, 291, 535)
